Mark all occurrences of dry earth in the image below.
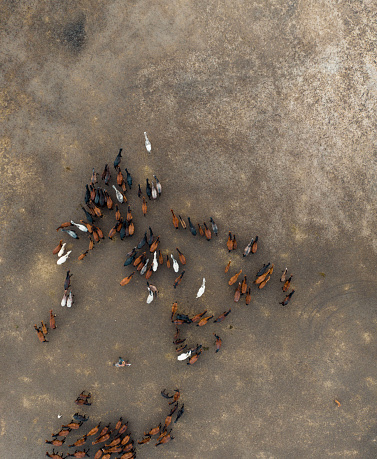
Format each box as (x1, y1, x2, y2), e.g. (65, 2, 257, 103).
(1, 1, 377, 458)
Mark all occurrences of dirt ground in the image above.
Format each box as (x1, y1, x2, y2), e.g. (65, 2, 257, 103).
(1, 1, 377, 458)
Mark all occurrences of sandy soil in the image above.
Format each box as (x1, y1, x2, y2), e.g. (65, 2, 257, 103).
(1, 1, 377, 458)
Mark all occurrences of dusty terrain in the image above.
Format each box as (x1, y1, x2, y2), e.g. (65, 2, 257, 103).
(1, 1, 377, 458)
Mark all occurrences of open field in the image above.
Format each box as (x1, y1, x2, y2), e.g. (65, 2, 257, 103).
(1, 1, 377, 458)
